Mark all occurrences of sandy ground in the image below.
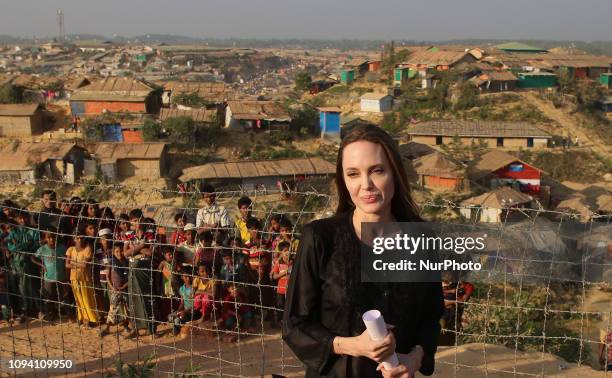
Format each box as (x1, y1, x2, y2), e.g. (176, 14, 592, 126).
(0, 317, 608, 378)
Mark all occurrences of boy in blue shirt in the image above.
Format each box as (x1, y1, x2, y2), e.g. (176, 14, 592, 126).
(32, 229, 67, 321)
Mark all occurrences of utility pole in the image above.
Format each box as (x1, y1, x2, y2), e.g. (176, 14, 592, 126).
(57, 9, 65, 41)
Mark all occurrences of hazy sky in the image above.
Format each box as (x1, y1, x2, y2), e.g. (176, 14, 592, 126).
(1, 0, 611, 41)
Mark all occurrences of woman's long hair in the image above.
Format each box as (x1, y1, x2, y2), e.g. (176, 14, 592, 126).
(335, 124, 421, 222)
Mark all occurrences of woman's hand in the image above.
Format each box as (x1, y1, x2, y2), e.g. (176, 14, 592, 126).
(377, 346, 424, 378)
(335, 329, 396, 363)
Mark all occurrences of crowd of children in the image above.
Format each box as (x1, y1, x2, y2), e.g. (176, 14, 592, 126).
(0, 185, 297, 339)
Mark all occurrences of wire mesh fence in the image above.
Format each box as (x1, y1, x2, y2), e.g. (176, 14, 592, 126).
(0, 178, 610, 377)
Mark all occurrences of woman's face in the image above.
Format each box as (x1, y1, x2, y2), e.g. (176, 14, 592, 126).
(342, 140, 395, 217)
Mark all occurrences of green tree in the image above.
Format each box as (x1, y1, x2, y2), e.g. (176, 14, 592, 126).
(162, 116, 197, 145)
(440, 136, 488, 163)
(142, 117, 164, 141)
(575, 82, 603, 113)
(80, 115, 111, 142)
(380, 112, 401, 134)
(172, 92, 213, 108)
(0, 84, 25, 104)
(557, 69, 576, 95)
(454, 82, 480, 110)
(294, 71, 312, 92)
(289, 107, 318, 136)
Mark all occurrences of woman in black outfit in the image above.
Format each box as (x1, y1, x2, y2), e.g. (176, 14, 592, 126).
(282, 124, 444, 378)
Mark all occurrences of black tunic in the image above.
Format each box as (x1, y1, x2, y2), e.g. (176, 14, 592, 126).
(282, 212, 444, 377)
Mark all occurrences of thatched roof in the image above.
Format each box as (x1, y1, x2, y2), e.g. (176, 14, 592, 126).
(94, 143, 166, 162)
(0, 103, 42, 117)
(179, 157, 335, 182)
(398, 141, 437, 160)
(556, 183, 612, 216)
(406, 121, 551, 139)
(0, 142, 79, 171)
(227, 101, 290, 121)
(412, 152, 464, 178)
(71, 77, 154, 102)
(462, 186, 533, 208)
(159, 108, 217, 123)
(470, 149, 543, 181)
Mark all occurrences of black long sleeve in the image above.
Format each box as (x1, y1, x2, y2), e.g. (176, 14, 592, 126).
(417, 281, 444, 376)
(282, 225, 337, 375)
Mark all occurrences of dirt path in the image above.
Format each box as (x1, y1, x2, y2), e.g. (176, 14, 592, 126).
(583, 286, 612, 368)
(1, 318, 609, 377)
(519, 92, 610, 156)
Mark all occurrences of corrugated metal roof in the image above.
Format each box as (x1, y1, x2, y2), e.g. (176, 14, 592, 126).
(0, 103, 41, 117)
(406, 121, 551, 138)
(159, 108, 217, 123)
(179, 157, 335, 182)
(94, 142, 167, 160)
(0, 142, 77, 171)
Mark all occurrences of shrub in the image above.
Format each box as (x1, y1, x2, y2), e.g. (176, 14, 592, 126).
(294, 71, 312, 91)
(268, 129, 294, 145)
(454, 83, 480, 110)
(142, 117, 164, 141)
(0, 83, 25, 103)
(460, 284, 591, 364)
(172, 92, 214, 108)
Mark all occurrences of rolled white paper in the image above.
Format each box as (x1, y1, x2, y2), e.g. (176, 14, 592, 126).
(362, 309, 399, 369)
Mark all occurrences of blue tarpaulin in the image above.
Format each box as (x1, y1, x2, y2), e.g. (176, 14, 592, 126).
(102, 124, 124, 142)
(70, 101, 85, 116)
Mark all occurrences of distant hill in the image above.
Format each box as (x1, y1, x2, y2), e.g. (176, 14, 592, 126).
(1, 33, 611, 55)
